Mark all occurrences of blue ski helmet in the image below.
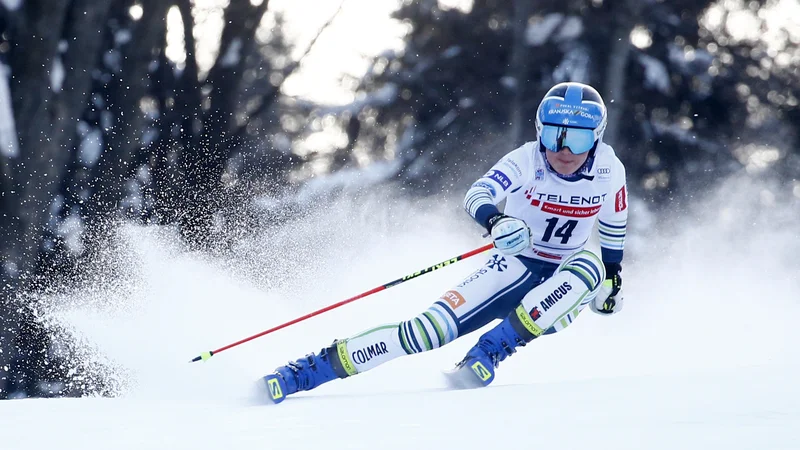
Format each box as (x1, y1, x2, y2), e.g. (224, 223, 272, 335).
(535, 82, 607, 155)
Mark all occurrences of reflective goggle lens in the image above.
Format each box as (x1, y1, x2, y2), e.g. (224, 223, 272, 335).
(539, 125, 596, 154)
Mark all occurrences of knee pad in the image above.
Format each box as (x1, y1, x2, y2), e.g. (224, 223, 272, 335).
(558, 250, 605, 293)
(510, 250, 605, 338)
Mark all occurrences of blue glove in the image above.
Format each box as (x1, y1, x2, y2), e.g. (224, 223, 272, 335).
(488, 214, 531, 256)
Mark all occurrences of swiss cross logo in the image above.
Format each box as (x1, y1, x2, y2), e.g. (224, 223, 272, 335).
(441, 290, 466, 310)
(615, 186, 627, 212)
(530, 306, 541, 320)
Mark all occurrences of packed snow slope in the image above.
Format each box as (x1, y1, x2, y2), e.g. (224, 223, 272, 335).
(2, 178, 799, 450)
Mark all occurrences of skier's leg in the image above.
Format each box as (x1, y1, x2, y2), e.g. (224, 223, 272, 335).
(264, 253, 537, 403)
(451, 250, 605, 388)
(335, 253, 547, 371)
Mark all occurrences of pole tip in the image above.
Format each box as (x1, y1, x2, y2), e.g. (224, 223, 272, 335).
(190, 351, 213, 363)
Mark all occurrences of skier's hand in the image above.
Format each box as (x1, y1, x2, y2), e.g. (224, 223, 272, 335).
(488, 214, 531, 256)
(592, 263, 623, 315)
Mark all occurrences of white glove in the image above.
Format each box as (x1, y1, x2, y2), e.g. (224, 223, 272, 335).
(488, 214, 531, 256)
(591, 266, 623, 315)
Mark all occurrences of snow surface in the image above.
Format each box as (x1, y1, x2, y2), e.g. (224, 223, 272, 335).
(1, 178, 799, 449)
(3, 365, 798, 450)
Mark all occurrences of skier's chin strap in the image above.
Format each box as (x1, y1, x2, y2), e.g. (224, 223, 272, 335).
(539, 142, 597, 182)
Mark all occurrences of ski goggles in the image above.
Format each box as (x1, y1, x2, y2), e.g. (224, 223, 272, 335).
(539, 124, 597, 155)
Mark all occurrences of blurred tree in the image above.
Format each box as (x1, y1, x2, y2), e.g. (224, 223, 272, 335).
(316, 0, 798, 202)
(0, 0, 101, 398)
(0, 0, 335, 398)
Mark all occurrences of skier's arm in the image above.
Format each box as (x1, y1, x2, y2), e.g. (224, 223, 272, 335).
(591, 158, 627, 315)
(463, 144, 531, 232)
(597, 158, 628, 268)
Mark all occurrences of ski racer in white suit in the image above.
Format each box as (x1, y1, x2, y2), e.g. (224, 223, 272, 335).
(263, 82, 629, 402)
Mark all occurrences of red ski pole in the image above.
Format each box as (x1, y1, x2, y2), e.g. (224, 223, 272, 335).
(190, 242, 494, 362)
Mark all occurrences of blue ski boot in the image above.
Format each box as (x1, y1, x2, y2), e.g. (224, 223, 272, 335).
(263, 341, 351, 404)
(445, 310, 540, 389)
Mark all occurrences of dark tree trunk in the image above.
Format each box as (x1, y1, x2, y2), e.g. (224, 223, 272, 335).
(85, 0, 170, 243)
(1, 0, 70, 398)
(177, 0, 270, 246)
(600, 0, 642, 153)
(0, 0, 116, 397)
(508, 0, 533, 147)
